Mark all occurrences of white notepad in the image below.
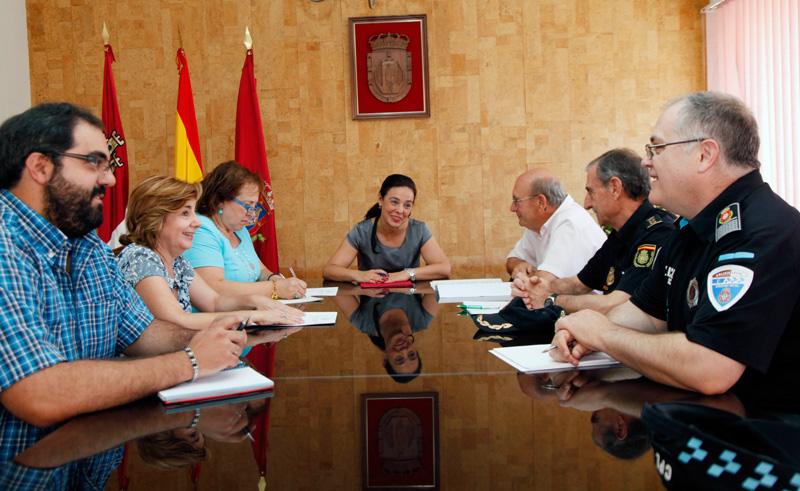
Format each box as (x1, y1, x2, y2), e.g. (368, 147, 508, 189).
(435, 282, 513, 303)
(490, 344, 622, 373)
(158, 366, 274, 404)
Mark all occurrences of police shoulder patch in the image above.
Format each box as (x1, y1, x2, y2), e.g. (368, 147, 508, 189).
(634, 244, 657, 268)
(715, 203, 741, 242)
(706, 264, 754, 312)
(646, 216, 662, 229)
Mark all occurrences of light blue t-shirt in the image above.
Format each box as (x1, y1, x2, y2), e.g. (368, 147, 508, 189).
(184, 215, 261, 283)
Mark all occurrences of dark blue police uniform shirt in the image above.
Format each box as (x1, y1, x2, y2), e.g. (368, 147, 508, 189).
(577, 200, 676, 295)
(630, 171, 800, 408)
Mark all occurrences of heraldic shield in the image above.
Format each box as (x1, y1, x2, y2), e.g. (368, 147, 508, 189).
(367, 33, 412, 103)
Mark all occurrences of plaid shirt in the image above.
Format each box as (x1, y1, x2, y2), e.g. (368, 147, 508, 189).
(0, 189, 153, 464)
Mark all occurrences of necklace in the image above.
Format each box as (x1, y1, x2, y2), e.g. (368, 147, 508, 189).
(213, 217, 259, 282)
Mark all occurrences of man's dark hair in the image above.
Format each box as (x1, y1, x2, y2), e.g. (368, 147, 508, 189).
(586, 148, 651, 200)
(592, 417, 651, 460)
(0, 102, 103, 190)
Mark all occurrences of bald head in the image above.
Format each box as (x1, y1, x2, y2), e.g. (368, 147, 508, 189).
(511, 168, 566, 232)
(515, 169, 566, 208)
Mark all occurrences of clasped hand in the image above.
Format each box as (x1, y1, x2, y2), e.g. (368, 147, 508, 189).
(511, 272, 553, 310)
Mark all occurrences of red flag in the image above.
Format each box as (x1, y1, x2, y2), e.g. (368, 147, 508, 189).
(235, 49, 279, 272)
(98, 44, 129, 243)
(237, 47, 279, 486)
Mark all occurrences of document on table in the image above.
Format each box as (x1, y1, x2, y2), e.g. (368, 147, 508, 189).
(430, 278, 502, 289)
(306, 287, 338, 296)
(490, 344, 622, 373)
(276, 311, 337, 327)
(158, 366, 274, 404)
(278, 296, 323, 305)
(460, 301, 510, 315)
(435, 282, 513, 303)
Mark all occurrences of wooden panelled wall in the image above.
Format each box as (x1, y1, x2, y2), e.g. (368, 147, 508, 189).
(27, 0, 706, 277)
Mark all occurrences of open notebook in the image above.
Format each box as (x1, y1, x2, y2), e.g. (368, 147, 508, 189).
(158, 365, 274, 405)
(490, 344, 622, 373)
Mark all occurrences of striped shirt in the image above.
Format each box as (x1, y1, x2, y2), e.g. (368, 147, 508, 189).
(0, 189, 153, 464)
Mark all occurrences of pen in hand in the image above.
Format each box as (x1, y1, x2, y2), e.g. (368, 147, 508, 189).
(241, 425, 255, 442)
(236, 315, 252, 331)
(289, 266, 297, 278)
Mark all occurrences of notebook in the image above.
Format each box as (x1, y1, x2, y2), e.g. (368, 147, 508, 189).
(490, 344, 622, 373)
(158, 365, 274, 405)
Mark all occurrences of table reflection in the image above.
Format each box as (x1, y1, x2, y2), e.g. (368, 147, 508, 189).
(333, 288, 440, 383)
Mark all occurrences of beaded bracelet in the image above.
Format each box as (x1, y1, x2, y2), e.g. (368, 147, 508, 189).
(182, 346, 199, 383)
(187, 408, 201, 429)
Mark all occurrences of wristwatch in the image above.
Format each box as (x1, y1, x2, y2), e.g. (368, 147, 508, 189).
(544, 293, 559, 307)
(404, 268, 416, 282)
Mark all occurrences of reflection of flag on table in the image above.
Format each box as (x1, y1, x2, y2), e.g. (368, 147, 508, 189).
(235, 48, 279, 273)
(98, 43, 128, 244)
(175, 48, 203, 183)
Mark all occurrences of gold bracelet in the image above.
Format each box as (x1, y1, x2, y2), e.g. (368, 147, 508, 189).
(271, 278, 279, 299)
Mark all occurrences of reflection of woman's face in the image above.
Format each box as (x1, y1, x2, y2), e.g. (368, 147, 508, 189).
(171, 427, 206, 450)
(378, 186, 414, 229)
(219, 183, 259, 232)
(158, 199, 201, 257)
(385, 332, 419, 374)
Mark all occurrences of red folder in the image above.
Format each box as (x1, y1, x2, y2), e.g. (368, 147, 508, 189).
(360, 281, 414, 289)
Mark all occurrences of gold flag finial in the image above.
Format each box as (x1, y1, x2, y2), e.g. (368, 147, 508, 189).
(244, 26, 252, 50)
(102, 21, 109, 45)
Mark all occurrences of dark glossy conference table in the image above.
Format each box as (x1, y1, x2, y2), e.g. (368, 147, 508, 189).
(8, 281, 798, 490)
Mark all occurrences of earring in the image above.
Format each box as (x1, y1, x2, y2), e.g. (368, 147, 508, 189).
(218, 209, 223, 214)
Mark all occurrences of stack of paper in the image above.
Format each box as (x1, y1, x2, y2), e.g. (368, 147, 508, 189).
(490, 344, 622, 373)
(435, 282, 513, 303)
(158, 366, 274, 404)
(459, 301, 510, 315)
(430, 278, 502, 289)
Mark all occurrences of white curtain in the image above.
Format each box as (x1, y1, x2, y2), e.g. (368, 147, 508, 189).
(703, 0, 800, 207)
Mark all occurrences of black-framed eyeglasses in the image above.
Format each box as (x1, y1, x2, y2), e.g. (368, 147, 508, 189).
(511, 193, 542, 206)
(55, 152, 114, 174)
(232, 196, 258, 215)
(645, 138, 706, 159)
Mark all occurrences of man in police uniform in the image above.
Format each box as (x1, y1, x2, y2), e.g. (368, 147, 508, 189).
(511, 148, 675, 314)
(551, 92, 800, 404)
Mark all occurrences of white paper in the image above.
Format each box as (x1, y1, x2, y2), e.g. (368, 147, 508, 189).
(276, 311, 338, 327)
(158, 366, 273, 404)
(461, 301, 509, 315)
(435, 282, 513, 303)
(278, 296, 323, 305)
(306, 287, 338, 297)
(490, 344, 622, 373)
(430, 278, 502, 289)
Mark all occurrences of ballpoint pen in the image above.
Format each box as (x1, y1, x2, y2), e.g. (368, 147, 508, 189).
(457, 305, 496, 309)
(241, 425, 255, 442)
(236, 315, 252, 331)
(289, 266, 297, 278)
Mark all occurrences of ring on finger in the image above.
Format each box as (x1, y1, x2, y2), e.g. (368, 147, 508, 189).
(282, 312, 288, 318)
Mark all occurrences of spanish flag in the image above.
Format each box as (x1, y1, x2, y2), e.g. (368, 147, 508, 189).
(174, 48, 202, 182)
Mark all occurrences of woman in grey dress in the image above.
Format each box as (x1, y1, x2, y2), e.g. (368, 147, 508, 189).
(323, 174, 451, 283)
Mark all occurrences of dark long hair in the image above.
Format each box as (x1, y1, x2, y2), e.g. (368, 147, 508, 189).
(365, 174, 417, 254)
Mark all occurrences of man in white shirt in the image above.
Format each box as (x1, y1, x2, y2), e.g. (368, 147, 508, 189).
(507, 168, 607, 281)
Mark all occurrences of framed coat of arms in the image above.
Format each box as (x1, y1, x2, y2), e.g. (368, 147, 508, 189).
(348, 15, 430, 120)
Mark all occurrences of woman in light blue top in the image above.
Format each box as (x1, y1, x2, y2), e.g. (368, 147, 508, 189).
(184, 162, 307, 300)
(117, 176, 304, 333)
(323, 174, 451, 284)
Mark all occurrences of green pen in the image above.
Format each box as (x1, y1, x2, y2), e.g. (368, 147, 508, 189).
(457, 305, 494, 309)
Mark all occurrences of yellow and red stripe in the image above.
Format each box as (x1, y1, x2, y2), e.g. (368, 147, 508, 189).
(175, 48, 203, 182)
